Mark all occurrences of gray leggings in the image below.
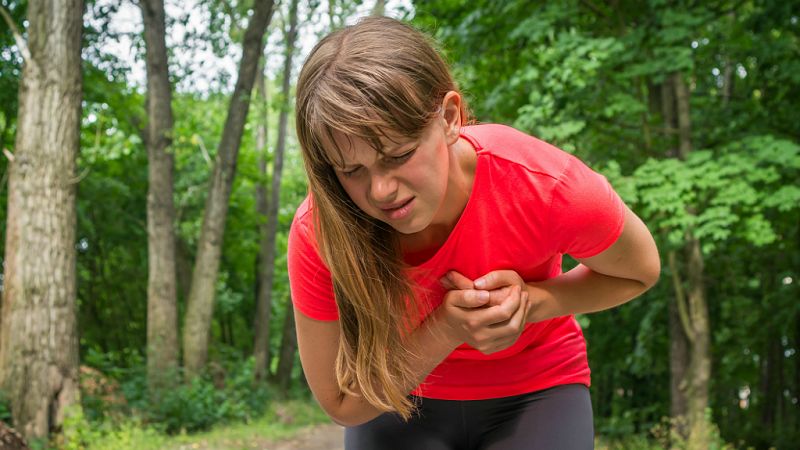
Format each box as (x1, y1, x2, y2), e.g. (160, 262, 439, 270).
(345, 384, 594, 450)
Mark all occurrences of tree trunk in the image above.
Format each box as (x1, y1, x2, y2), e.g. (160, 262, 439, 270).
(660, 76, 690, 441)
(684, 235, 711, 450)
(667, 252, 690, 434)
(254, 0, 299, 382)
(371, 0, 386, 16)
(673, 72, 712, 450)
(252, 58, 272, 381)
(139, 0, 179, 394)
(274, 302, 298, 394)
(0, 0, 83, 440)
(182, 0, 275, 378)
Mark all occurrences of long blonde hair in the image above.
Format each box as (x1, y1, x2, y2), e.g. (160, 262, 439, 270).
(295, 17, 466, 419)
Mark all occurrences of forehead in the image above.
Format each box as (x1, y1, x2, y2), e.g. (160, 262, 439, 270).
(328, 129, 410, 166)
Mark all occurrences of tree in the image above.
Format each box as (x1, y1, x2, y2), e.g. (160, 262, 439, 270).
(182, 0, 276, 377)
(0, 0, 83, 440)
(139, 0, 179, 394)
(253, 0, 300, 382)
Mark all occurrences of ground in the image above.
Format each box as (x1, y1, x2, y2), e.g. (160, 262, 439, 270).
(268, 423, 344, 450)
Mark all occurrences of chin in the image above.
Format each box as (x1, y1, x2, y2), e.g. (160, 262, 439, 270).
(390, 220, 430, 236)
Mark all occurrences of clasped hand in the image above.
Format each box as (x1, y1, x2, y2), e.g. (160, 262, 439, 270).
(436, 270, 531, 355)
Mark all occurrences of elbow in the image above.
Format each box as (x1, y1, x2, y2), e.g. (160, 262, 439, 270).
(319, 400, 379, 428)
(640, 255, 662, 290)
(329, 414, 369, 428)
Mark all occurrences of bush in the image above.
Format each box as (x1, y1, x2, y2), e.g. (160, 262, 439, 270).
(82, 352, 272, 434)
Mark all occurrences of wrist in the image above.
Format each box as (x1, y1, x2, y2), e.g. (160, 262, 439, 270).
(524, 281, 565, 322)
(420, 307, 463, 352)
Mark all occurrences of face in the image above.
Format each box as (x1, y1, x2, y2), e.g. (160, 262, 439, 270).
(331, 119, 454, 236)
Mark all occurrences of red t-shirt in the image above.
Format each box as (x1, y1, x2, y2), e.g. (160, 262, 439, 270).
(288, 124, 626, 400)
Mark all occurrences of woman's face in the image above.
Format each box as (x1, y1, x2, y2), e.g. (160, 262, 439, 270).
(331, 119, 454, 236)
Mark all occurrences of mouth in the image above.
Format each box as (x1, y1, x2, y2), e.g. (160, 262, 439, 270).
(379, 197, 415, 220)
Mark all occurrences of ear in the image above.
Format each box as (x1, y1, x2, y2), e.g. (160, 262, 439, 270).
(440, 91, 463, 145)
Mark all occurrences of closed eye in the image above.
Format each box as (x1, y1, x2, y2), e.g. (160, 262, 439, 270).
(387, 148, 416, 164)
(341, 166, 362, 178)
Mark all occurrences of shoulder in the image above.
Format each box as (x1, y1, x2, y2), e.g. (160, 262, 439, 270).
(461, 124, 573, 181)
(289, 195, 319, 255)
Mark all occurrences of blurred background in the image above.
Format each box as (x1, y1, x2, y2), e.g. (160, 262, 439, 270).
(0, 0, 797, 449)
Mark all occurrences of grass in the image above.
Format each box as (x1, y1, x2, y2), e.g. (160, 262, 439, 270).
(55, 400, 332, 450)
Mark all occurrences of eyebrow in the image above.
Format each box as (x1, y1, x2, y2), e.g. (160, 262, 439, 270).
(336, 141, 416, 171)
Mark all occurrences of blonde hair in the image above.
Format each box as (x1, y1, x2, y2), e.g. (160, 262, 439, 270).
(295, 17, 466, 419)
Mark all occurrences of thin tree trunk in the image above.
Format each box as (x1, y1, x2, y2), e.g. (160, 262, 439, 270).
(667, 252, 690, 435)
(371, 0, 386, 16)
(0, 0, 83, 440)
(254, 0, 299, 382)
(673, 72, 712, 450)
(684, 234, 711, 450)
(139, 0, 179, 394)
(182, 0, 276, 378)
(275, 301, 298, 394)
(660, 75, 690, 442)
(252, 58, 272, 381)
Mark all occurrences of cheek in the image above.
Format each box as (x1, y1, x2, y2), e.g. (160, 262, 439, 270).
(337, 177, 369, 208)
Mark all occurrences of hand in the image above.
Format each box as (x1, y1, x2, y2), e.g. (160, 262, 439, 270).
(474, 270, 560, 323)
(435, 271, 530, 355)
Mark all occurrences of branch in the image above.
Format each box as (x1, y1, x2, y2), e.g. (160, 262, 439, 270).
(0, 4, 30, 62)
(668, 250, 695, 345)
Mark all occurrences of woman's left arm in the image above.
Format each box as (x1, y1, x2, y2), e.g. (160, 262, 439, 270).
(522, 205, 660, 322)
(470, 205, 660, 323)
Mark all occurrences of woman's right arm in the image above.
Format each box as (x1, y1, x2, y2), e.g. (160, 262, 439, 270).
(294, 306, 457, 426)
(294, 283, 528, 427)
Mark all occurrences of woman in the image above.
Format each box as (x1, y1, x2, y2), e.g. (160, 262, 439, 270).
(288, 16, 660, 450)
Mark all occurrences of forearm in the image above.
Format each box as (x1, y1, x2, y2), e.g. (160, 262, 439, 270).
(329, 313, 460, 426)
(526, 264, 655, 322)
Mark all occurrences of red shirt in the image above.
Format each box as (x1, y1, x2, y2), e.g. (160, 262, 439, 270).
(288, 124, 626, 400)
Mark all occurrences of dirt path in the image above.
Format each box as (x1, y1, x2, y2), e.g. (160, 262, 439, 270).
(267, 423, 344, 450)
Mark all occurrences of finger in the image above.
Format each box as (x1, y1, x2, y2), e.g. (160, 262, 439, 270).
(447, 289, 490, 309)
(474, 270, 520, 290)
(481, 285, 522, 325)
(440, 271, 474, 290)
(487, 286, 511, 307)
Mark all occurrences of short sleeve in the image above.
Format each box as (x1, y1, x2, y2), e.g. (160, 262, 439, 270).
(548, 154, 626, 259)
(287, 208, 339, 321)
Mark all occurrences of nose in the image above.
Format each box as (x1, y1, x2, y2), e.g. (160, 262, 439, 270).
(369, 170, 398, 204)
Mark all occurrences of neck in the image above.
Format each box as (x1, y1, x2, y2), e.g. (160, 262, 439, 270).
(399, 136, 477, 262)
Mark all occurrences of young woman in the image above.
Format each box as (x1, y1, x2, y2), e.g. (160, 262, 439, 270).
(288, 17, 660, 450)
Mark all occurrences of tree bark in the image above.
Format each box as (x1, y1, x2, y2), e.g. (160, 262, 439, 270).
(371, 0, 386, 16)
(673, 72, 712, 450)
(253, 0, 299, 382)
(667, 252, 690, 436)
(275, 301, 298, 394)
(0, 0, 83, 440)
(660, 76, 690, 441)
(182, 0, 275, 378)
(139, 0, 179, 394)
(252, 57, 272, 381)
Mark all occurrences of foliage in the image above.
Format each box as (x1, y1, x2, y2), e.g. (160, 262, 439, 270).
(2, 0, 798, 447)
(56, 398, 329, 450)
(81, 350, 273, 435)
(0, 389, 11, 424)
(415, 0, 800, 448)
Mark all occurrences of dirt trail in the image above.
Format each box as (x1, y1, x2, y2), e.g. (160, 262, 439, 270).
(268, 423, 344, 450)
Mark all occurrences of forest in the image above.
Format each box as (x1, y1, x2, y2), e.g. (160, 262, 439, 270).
(0, 0, 798, 449)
